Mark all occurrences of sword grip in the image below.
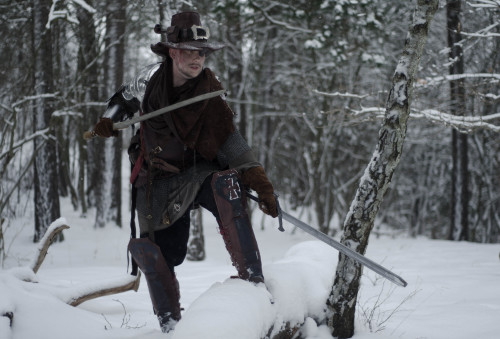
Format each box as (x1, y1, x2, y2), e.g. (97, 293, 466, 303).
(83, 130, 97, 140)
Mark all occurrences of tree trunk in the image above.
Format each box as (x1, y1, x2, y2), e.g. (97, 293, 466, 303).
(326, 1, 439, 337)
(76, 0, 100, 217)
(187, 209, 206, 261)
(447, 0, 469, 241)
(95, 0, 127, 228)
(32, 0, 61, 242)
(0, 218, 5, 263)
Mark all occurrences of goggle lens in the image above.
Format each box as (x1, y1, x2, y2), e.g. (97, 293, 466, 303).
(190, 25, 210, 40)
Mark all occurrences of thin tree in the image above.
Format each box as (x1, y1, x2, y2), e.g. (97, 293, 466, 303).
(32, 0, 61, 242)
(75, 0, 100, 217)
(95, 0, 127, 228)
(447, 0, 469, 241)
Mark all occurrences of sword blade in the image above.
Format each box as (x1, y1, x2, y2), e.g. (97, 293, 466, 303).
(246, 192, 407, 287)
(112, 89, 226, 130)
(280, 211, 407, 287)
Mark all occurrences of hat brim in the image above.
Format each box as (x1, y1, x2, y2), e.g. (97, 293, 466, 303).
(157, 41, 225, 51)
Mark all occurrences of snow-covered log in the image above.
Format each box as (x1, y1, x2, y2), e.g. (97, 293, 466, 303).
(326, 0, 439, 338)
(172, 241, 337, 339)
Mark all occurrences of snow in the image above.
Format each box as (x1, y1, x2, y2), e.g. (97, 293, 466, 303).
(2, 196, 500, 338)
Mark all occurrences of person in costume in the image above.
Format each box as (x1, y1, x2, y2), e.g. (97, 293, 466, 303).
(90, 11, 277, 332)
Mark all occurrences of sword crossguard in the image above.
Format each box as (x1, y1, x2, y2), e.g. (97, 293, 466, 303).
(274, 193, 285, 232)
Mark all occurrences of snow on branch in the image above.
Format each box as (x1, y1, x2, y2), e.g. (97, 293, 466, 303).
(461, 21, 500, 38)
(30, 219, 70, 273)
(46, 0, 97, 29)
(483, 93, 500, 100)
(411, 109, 500, 132)
(63, 272, 141, 307)
(12, 93, 59, 108)
(72, 0, 97, 13)
(326, 106, 500, 133)
(248, 1, 313, 33)
(467, 0, 500, 8)
(312, 89, 369, 99)
(418, 73, 500, 86)
(0, 128, 50, 161)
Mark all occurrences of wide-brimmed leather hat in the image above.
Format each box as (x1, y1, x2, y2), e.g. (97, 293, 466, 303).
(151, 12, 224, 57)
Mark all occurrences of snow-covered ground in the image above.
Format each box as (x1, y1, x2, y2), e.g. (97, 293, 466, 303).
(1, 198, 499, 339)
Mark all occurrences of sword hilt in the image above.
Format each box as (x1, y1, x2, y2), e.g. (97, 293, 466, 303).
(247, 192, 284, 232)
(274, 193, 285, 232)
(83, 130, 97, 140)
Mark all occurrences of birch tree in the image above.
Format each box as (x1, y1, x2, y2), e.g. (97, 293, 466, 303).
(326, 1, 439, 337)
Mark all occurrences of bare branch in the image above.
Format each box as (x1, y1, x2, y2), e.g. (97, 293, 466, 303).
(67, 272, 141, 307)
(31, 224, 70, 273)
(418, 73, 500, 87)
(0, 138, 47, 218)
(312, 89, 369, 99)
(327, 106, 500, 133)
(0, 128, 51, 162)
(411, 109, 500, 132)
(248, 1, 313, 33)
(467, 0, 500, 9)
(12, 93, 59, 108)
(2, 312, 14, 327)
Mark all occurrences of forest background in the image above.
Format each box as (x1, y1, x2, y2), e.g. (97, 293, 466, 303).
(1, 0, 499, 261)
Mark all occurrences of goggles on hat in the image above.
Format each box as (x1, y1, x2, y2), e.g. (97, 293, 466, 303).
(187, 25, 210, 40)
(165, 25, 210, 42)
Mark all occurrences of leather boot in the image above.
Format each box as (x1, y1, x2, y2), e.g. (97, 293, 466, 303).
(218, 218, 264, 283)
(128, 238, 181, 332)
(212, 169, 265, 284)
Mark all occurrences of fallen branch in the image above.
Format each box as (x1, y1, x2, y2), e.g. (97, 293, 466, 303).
(30, 223, 70, 274)
(2, 312, 14, 327)
(27, 221, 141, 306)
(67, 272, 141, 307)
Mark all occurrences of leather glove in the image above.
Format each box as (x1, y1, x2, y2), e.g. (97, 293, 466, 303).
(93, 117, 118, 138)
(242, 166, 278, 218)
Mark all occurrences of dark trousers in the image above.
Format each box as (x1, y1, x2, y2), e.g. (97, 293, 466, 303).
(141, 173, 220, 272)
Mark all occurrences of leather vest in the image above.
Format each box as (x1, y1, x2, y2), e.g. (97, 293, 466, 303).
(141, 114, 196, 175)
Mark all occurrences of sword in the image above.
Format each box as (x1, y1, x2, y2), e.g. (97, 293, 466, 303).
(247, 192, 408, 287)
(84, 89, 226, 139)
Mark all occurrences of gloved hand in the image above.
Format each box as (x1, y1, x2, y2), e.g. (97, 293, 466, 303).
(93, 117, 118, 138)
(242, 166, 278, 218)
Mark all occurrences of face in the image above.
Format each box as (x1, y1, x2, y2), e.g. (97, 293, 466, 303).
(170, 49, 206, 87)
